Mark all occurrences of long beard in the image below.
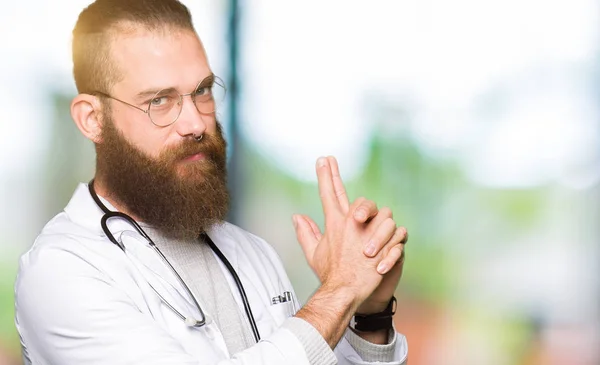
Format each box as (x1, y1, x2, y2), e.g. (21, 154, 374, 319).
(95, 117, 229, 239)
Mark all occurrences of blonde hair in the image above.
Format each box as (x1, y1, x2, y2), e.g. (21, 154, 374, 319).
(72, 0, 196, 94)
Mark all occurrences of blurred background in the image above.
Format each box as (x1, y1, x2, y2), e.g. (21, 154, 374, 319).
(0, 0, 599, 364)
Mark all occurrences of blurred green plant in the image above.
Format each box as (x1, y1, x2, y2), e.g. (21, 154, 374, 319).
(42, 91, 96, 220)
(0, 250, 20, 355)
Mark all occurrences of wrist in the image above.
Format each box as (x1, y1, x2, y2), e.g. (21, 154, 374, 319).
(357, 299, 390, 315)
(295, 284, 359, 348)
(319, 281, 362, 313)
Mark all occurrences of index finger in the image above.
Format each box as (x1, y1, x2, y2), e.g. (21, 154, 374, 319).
(316, 156, 340, 217)
(327, 156, 350, 213)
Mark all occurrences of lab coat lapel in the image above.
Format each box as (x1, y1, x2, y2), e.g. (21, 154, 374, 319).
(120, 232, 199, 308)
(205, 225, 239, 274)
(204, 224, 252, 316)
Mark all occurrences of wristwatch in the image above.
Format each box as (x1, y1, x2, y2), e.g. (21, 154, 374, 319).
(350, 296, 397, 332)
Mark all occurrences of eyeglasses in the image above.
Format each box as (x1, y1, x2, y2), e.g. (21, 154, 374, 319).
(93, 75, 226, 127)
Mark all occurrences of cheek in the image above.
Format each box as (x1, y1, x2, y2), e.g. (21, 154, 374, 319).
(112, 110, 166, 158)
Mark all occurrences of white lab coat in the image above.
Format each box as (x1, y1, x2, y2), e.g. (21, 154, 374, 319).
(14, 184, 408, 365)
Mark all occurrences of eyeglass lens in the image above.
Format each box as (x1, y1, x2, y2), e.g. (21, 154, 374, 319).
(148, 76, 226, 126)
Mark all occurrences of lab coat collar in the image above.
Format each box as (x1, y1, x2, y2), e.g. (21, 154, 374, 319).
(63, 182, 149, 238)
(64, 183, 112, 235)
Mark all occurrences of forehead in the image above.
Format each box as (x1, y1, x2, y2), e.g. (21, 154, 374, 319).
(109, 26, 211, 95)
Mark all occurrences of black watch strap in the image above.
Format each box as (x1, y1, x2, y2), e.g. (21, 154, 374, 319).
(351, 296, 397, 332)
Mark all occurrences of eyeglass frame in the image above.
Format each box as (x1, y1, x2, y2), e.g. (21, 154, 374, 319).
(91, 74, 226, 127)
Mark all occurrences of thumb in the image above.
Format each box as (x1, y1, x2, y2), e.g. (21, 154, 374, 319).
(302, 215, 323, 241)
(293, 214, 319, 264)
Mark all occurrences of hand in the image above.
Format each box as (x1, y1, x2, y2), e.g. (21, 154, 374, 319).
(337, 155, 408, 314)
(298, 156, 408, 314)
(293, 157, 394, 310)
(357, 215, 407, 314)
(292, 156, 405, 347)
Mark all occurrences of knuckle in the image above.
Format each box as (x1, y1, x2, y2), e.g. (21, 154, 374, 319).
(364, 199, 377, 208)
(379, 206, 393, 218)
(389, 245, 403, 260)
(390, 229, 402, 243)
(382, 243, 398, 257)
(375, 219, 394, 235)
(399, 227, 409, 243)
(350, 197, 367, 214)
(396, 226, 405, 236)
(353, 196, 367, 206)
(394, 244, 404, 255)
(384, 217, 396, 229)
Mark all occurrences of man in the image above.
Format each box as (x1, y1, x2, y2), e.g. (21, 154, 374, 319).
(14, 1, 409, 364)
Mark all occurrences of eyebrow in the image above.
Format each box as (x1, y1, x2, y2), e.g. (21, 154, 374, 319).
(134, 73, 216, 102)
(134, 87, 176, 103)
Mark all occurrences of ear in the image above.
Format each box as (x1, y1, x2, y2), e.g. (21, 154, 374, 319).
(70, 93, 105, 143)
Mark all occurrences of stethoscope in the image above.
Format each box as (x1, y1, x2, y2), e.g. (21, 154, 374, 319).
(87, 179, 261, 343)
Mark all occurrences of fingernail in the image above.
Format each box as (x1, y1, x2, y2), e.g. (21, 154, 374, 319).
(364, 241, 376, 256)
(354, 209, 366, 220)
(377, 262, 389, 274)
(317, 157, 327, 167)
(292, 215, 298, 229)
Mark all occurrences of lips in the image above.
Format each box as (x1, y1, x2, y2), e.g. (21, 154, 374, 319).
(167, 138, 217, 164)
(182, 152, 206, 162)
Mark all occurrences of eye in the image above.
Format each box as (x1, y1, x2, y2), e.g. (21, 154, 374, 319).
(194, 85, 212, 97)
(150, 95, 170, 107)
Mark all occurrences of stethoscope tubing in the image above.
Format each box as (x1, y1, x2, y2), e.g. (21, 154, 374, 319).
(87, 180, 260, 342)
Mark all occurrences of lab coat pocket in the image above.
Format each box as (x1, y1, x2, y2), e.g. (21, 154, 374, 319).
(268, 290, 296, 322)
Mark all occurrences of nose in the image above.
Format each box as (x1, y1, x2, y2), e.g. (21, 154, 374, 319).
(174, 94, 208, 138)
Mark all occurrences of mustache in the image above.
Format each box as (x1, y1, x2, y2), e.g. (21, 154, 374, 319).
(160, 134, 221, 163)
